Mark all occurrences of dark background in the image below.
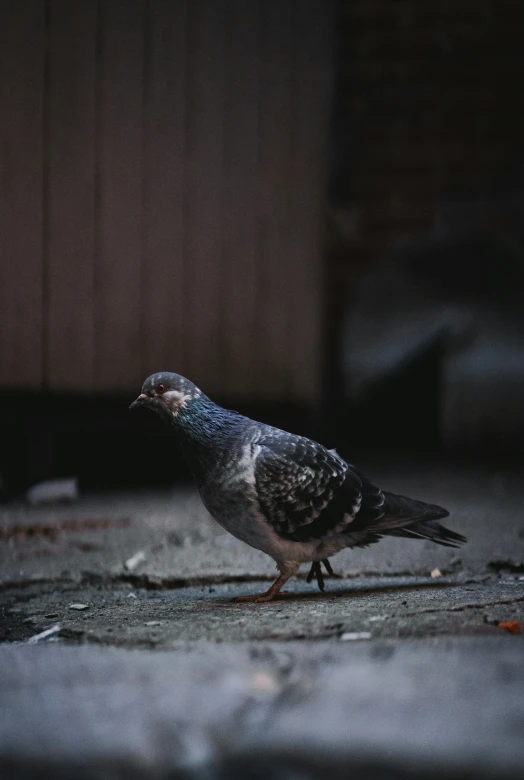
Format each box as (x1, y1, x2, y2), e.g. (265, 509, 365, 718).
(1, 0, 523, 497)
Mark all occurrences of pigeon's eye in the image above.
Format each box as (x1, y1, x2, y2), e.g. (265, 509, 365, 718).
(156, 383, 166, 394)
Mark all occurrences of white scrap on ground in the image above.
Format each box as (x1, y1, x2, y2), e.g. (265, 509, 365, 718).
(26, 625, 61, 644)
(26, 478, 78, 506)
(340, 631, 372, 641)
(124, 550, 147, 571)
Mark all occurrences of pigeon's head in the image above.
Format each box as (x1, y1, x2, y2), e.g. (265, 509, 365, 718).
(129, 372, 202, 421)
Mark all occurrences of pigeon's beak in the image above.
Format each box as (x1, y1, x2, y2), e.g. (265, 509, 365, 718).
(129, 393, 148, 410)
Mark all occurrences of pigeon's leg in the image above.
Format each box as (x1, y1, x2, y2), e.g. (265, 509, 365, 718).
(306, 558, 340, 591)
(233, 561, 299, 603)
(306, 561, 325, 592)
(323, 559, 334, 576)
(306, 562, 317, 583)
(322, 558, 342, 578)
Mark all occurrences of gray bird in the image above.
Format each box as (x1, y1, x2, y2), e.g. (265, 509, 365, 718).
(130, 372, 466, 602)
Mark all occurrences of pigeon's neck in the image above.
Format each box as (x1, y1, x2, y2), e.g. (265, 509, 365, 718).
(171, 395, 242, 476)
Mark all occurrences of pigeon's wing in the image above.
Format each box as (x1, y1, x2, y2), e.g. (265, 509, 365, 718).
(254, 431, 385, 542)
(253, 428, 461, 549)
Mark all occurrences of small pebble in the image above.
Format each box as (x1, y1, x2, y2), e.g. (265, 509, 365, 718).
(430, 568, 442, 578)
(127, 592, 138, 599)
(145, 620, 162, 627)
(250, 672, 279, 695)
(69, 603, 89, 611)
(45, 613, 59, 619)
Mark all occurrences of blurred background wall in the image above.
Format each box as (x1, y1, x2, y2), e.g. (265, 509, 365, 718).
(1, 0, 523, 494)
(0, 0, 332, 404)
(0, 0, 332, 493)
(327, 0, 524, 460)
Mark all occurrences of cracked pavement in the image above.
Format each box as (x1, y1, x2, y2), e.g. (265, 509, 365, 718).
(1, 463, 524, 778)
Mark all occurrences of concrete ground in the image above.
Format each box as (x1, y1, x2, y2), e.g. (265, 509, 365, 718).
(1, 462, 524, 778)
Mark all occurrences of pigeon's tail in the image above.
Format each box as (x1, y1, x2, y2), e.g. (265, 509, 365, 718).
(385, 521, 466, 548)
(382, 491, 450, 522)
(368, 492, 466, 549)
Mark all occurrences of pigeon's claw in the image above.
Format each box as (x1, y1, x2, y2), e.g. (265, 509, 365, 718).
(232, 574, 288, 603)
(233, 592, 279, 603)
(323, 559, 334, 576)
(306, 561, 325, 592)
(306, 559, 339, 592)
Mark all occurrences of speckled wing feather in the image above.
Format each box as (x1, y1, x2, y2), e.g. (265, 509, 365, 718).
(254, 431, 380, 542)
(253, 430, 459, 548)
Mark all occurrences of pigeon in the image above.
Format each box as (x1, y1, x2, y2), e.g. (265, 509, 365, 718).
(130, 372, 466, 602)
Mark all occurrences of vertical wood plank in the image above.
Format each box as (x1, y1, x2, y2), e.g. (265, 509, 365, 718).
(221, 0, 260, 398)
(94, 0, 144, 391)
(0, 0, 331, 400)
(141, 0, 188, 379)
(46, 0, 97, 391)
(288, 0, 333, 404)
(256, 0, 295, 399)
(0, 1, 44, 388)
(184, 0, 225, 394)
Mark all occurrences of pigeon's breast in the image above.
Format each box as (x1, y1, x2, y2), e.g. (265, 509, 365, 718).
(198, 443, 271, 551)
(198, 443, 350, 563)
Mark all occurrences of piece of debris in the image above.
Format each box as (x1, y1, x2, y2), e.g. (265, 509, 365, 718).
(68, 603, 89, 611)
(124, 550, 147, 572)
(27, 625, 61, 644)
(127, 592, 138, 599)
(340, 631, 372, 641)
(430, 568, 443, 578)
(484, 616, 521, 634)
(74, 541, 102, 552)
(144, 620, 162, 627)
(0, 516, 131, 543)
(498, 621, 521, 634)
(250, 672, 280, 695)
(45, 613, 59, 619)
(26, 478, 78, 506)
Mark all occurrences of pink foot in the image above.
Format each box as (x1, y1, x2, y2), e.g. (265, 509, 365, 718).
(232, 591, 280, 603)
